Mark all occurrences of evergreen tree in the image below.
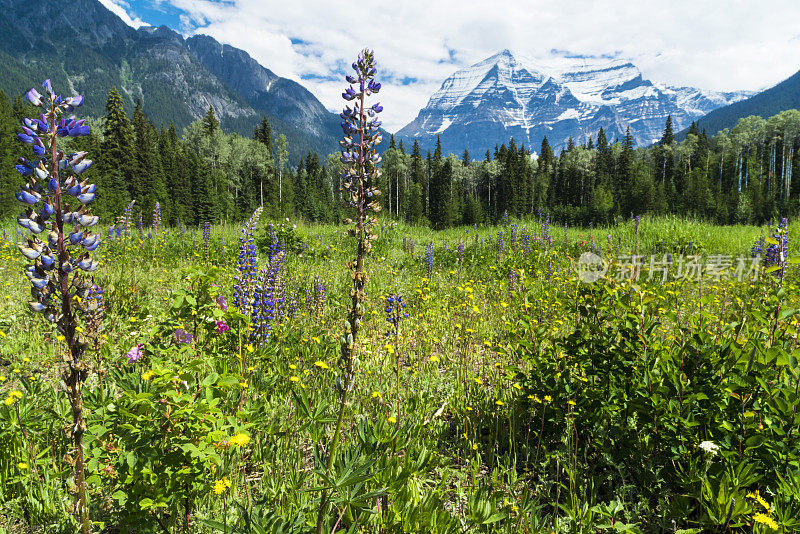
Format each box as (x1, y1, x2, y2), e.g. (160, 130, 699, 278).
(430, 158, 454, 229)
(98, 87, 134, 216)
(253, 116, 273, 154)
(203, 105, 220, 136)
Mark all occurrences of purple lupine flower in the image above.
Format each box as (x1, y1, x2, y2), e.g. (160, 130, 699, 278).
(521, 226, 530, 256)
(313, 276, 327, 315)
(384, 293, 409, 332)
(425, 244, 434, 274)
(764, 218, 789, 282)
(175, 329, 194, 344)
(216, 295, 228, 311)
(251, 247, 285, 343)
(509, 224, 517, 252)
(458, 239, 464, 264)
(126, 345, 143, 363)
(233, 207, 262, 315)
(152, 202, 161, 237)
(509, 269, 519, 292)
(497, 230, 504, 256)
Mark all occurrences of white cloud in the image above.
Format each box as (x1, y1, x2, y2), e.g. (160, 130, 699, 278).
(97, 0, 149, 29)
(163, 0, 800, 133)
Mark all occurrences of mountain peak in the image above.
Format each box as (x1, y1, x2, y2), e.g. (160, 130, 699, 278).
(398, 50, 750, 154)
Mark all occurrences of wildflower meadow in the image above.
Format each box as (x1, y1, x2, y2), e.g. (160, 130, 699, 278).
(3, 52, 800, 534)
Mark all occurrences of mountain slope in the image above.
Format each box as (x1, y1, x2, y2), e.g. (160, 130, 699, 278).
(679, 69, 800, 138)
(398, 49, 751, 154)
(0, 0, 342, 159)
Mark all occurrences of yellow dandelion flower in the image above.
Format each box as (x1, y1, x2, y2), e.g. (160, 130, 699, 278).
(314, 361, 329, 369)
(753, 512, 778, 530)
(429, 355, 440, 363)
(567, 400, 576, 406)
(289, 376, 300, 382)
(142, 370, 155, 380)
(495, 400, 504, 406)
(544, 395, 552, 402)
(17, 462, 28, 470)
(213, 477, 232, 494)
(388, 416, 397, 424)
(230, 432, 251, 447)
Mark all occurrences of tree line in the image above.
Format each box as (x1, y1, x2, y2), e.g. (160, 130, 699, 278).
(1, 85, 800, 227)
(380, 111, 800, 227)
(0, 88, 345, 227)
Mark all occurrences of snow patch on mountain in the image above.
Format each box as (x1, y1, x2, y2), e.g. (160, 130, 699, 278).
(397, 49, 754, 154)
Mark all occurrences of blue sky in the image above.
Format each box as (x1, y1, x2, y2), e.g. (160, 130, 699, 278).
(101, 0, 800, 133)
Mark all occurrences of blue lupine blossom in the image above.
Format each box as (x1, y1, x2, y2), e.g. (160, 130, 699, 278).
(15, 78, 96, 534)
(152, 202, 161, 237)
(233, 207, 262, 315)
(425, 244, 434, 274)
(384, 293, 408, 330)
(764, 218, 789, 283)
(497, 230, 504, 256)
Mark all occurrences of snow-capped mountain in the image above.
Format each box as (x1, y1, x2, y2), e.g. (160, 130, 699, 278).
(397, 49, 752, 154)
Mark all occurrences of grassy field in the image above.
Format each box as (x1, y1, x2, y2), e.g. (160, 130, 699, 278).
(1, 215, 799, 533)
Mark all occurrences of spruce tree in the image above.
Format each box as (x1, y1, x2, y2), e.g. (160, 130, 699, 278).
(203, 105, 220, 136)
(253, 116, 273, 154)
(99, 87, 134, 215)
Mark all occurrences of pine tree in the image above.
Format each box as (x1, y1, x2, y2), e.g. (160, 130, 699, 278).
(661, 115, 675, 145)
(253, 116, 273, 154)
(203, 105, 220, 136)
(99, 87, 134, 215)
(430, 158, 454, 229)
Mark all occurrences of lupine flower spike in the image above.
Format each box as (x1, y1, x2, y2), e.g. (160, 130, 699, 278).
(15, 79, 95, 534)
(317, 49, 382, 534)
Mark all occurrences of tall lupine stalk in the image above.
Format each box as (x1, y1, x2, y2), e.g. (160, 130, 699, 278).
(15, 79, 96, 534)
(152, 201, 161, 238)
(232, 207, 262, 316)
(316, 49, 382, 534)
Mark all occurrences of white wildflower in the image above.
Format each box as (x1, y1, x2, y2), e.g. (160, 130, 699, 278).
(698, 441, 719, 456)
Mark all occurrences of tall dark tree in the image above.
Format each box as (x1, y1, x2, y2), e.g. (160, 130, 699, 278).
(98, 87, 134, 215)
(253, 116, 273, 153)
(203, 105, 219, 136)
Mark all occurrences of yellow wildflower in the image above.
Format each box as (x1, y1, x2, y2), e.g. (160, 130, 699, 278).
(213, 477, 232, 494)
(289, 376, 300, 382)
(753, 512, 778, 530)
(230, 432, 251, 447)
(142, 371, 155, 380)
(314, 361, 329, 369)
